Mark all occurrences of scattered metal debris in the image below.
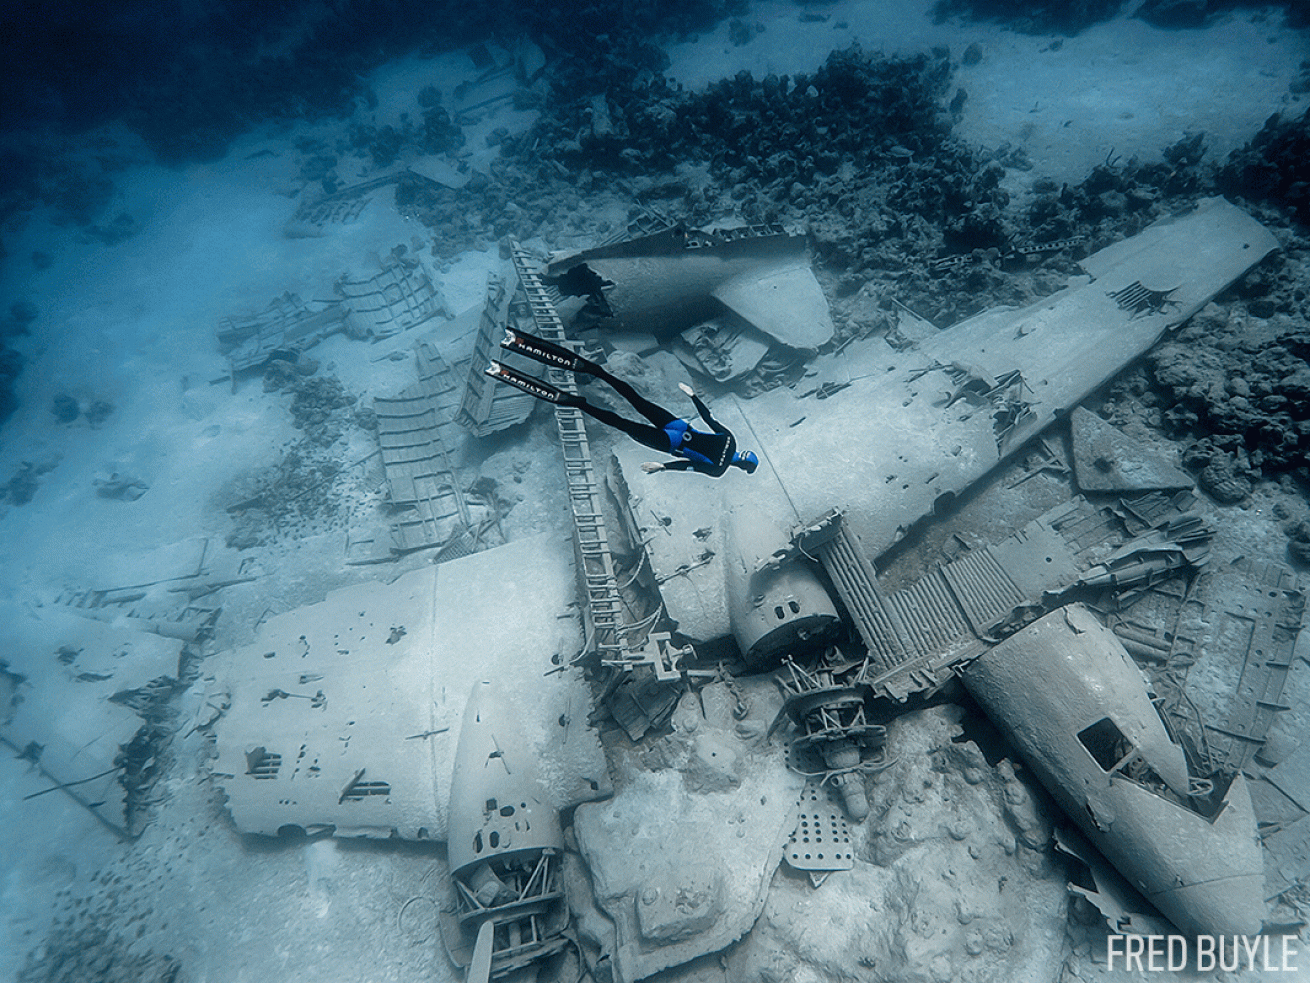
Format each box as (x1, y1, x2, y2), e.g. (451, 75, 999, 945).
(217, 292, 350, 377)
(335, 249, 449, 340)
(672, 317, 771, 383)
(1110, 556, 1306, 777)
(930, 235, 1087, 273)
(220, 246, 449, 382)
(1011, 234, 1087, 257)
(1008, 436, 1069, 488)
(283, 173, 400, 238)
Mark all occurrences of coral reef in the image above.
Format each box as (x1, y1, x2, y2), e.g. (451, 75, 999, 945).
(932, 0, 1124, 35)
(0, 301, 34, 425)
(929, 0, 1310, 34)
(1137, 0, 1310, 30)
(1218, 108, 1310, 224)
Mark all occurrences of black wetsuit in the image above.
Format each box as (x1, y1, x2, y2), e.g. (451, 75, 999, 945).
(568, 370, 737, 477)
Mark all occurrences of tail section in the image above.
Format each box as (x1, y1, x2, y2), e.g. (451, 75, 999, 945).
(501, 328, 602, 375)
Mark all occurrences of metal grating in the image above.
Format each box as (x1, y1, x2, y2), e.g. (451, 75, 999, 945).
(374, 344, 463, 502)
(813, 517, 910, 673)
(374, 343, 473, 554)
(456, 273, 537, 437)
(341, 780, 391, 800)
(889, 572, 971, 656)
(339, 769, 391, 803)
(246, 748, 282, 780)
(940, 546, 1027, 636)
(336, 255, 448, 339)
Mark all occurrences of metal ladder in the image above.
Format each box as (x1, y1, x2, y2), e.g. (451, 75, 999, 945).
(509, 242, 629, 665)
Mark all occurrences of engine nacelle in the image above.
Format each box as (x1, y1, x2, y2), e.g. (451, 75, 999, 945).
(724, 507, 840, 670)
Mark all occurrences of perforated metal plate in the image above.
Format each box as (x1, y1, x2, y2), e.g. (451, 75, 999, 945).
(784, 781, 853, 873)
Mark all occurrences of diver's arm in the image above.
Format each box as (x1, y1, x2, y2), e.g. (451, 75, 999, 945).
(681, 383, 727, 435)
(642, 460, 696, 473)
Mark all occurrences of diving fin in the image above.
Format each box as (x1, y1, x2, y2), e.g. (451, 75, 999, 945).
(486, 361, 580, 406)
(501, 328, 602, 375)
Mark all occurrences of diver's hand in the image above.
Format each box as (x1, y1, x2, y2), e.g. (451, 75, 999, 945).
(641, 462, 665, 473)
(678, 382, 695, 398)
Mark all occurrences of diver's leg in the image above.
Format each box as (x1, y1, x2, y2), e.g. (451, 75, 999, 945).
(488, 361, 668, 452)
(571, 400, 669, 454)
(590, 369, 678, 428)
(502, 329, 678, 427)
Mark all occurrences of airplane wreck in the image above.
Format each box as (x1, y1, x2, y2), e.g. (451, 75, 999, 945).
(200, 196, 1305, 982)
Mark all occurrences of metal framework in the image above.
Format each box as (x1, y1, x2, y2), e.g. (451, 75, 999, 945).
(456, 272, 536, 437)
(451, 850, 569, 979)
(373, 343, 474, 554)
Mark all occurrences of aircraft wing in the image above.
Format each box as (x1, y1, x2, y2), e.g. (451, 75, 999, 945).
(622, 197, 1278, 645)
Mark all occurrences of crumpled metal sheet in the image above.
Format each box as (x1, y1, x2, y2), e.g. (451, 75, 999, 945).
(335, 252, 449, 340)
(546, 225, 835, 350)
(1069, 406, 1193, 493)
(217, 292, 349, 374)
(1053, 824, 1172, 936)
(0, 602, 182, 837)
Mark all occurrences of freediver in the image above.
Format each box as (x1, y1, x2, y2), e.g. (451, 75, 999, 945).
(486, 329, 760, 477)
